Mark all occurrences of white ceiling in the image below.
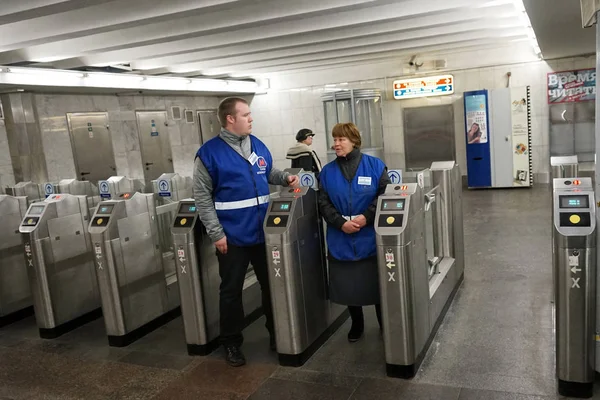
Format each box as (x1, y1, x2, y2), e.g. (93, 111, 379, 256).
(524, 0, 595, 60)
(0, 0, 554, 81)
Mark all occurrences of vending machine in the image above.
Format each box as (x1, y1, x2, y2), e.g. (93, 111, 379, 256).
(464, 87, 532, 189)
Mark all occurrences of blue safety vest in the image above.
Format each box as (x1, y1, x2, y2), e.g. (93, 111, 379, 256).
(320, 154, 385, 261)
(196, 135, 272, 246)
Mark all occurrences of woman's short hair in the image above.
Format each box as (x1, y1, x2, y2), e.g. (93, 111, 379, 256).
(332, 123, 361, 148)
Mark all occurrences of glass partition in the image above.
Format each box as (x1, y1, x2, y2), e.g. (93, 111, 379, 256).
(322, 89, 384, 162)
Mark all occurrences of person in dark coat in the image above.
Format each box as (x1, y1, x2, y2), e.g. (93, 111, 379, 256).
(318, 122, 391, 342)
(286, 129, 323, 177)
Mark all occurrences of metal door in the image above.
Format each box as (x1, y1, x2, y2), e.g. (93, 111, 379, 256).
(136, 111, 173, 184)
(403, 105, 455, 169)
(490, 88, 514, 187)
(67, 113, 116, 182)
(197, 110, 220, 144)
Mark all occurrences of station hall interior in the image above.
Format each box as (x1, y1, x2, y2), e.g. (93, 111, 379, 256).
(1, 0, 600, 399)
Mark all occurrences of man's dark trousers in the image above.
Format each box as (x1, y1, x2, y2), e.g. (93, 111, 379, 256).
(216, 242, 274, 346)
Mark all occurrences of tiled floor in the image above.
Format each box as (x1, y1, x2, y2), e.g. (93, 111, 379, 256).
(0, 186, 594, 399)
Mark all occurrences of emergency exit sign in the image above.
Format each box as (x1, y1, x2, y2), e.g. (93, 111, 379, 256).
(393, 75, 454, 100)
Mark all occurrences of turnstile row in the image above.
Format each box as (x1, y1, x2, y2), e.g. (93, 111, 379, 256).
(5, 163, 465, 378)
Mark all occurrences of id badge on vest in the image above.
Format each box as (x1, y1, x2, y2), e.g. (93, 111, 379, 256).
(357, 176, 372, 186)
(248, 152, 259, 165)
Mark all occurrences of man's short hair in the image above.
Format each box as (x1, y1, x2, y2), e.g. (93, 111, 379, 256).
(218, 97, 248, 128)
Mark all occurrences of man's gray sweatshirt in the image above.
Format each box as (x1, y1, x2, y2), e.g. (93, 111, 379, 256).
(193, 128, 290, 243)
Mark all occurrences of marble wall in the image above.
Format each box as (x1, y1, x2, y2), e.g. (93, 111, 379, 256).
(0, 99, 13, 191)
(249, 55, 596, 183)
(1, 93, 48, 186)
(33, 93, 221, 182)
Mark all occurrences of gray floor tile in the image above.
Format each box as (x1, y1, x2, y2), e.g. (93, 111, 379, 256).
(248, 378, 355, 400)
(349, 378, 460, 400)
(458, 388, 554, 399)
(272, 367, 363, 390)
(118, 350, 193, 370)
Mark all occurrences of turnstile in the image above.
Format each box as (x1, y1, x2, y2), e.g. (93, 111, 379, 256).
(375, 161, 464, 378)
(552, 178, 596, 398)
(57, 179, 101, 212)
(0, 195, 32, 326)
(19, 194, 101, 338)
(171, 199, 263, 355)
(264, 186, 347, 366)
(551, 156, 579, 180)
(88, 191, 180, 346)
(5, 181, 45, 201)
(98, 176, 145, 200)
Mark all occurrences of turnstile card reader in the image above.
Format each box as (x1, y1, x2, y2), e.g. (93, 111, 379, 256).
(265, 186, 347, 367)
(19, 194, 101, 338)
(552, 178, 595, 398)
(0, 195, 33, 326)
(171, 199, 263, 355)
(376, 161, 464, 379)
(88, 192, 181, 347)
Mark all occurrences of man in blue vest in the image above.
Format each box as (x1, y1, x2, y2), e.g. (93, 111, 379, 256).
(193, 97, 299, 367)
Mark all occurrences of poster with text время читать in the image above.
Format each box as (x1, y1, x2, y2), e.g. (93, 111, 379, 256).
(547, 69, 596, 103)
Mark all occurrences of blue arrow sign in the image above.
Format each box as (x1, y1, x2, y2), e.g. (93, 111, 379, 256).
(44, 183, 54, 198)
(99, 181, 109, 193)
(159, 180, 169, 191)
(388, 170, 402, 184)
(299, 173, 315, 188)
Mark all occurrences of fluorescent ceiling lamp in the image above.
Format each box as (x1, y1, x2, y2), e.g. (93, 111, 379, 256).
(0, 66, 260, 93)
(511, 0, 542, 57)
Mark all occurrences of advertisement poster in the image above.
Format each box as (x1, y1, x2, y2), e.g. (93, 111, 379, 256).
(547, 69, 596, 103)
(511, 87, 530, 187)
(465, 94, 488, 144)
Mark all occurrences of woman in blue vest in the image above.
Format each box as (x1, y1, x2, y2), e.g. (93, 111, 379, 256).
(318, 123, 391, 342)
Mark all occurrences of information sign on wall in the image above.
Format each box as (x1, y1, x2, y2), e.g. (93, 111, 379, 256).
(393, 75, 454, 100)
(547, 69, 596, 103)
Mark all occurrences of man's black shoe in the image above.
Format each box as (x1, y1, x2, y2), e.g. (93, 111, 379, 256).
(225, 345, 246, 367)
(269, 336, 276, 351)
(347, 327, 364, 342)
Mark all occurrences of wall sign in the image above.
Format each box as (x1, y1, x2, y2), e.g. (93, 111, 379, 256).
(393, 75, 454, 100)
(547, 69, 596, 103)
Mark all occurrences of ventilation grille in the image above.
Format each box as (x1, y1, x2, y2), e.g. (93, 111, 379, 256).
(171, 106, 182, 120)
(185, 110, 194, 124)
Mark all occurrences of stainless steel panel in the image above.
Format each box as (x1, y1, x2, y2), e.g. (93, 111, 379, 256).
(67, 113, 116, 183)
(403, 105, 455, 169)
(136, 111, 173, 185)
(47, 214, 87, 262)
(555, 246, 595, 382)
(117, 212, 162, 284)
(489, 88, 514, 187)
(197, 110, 220, 144)
(0, 195, 31, 316)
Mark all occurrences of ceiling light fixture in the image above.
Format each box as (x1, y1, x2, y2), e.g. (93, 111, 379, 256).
(511, 0, 542, 58)
(0, 66, 261, 93)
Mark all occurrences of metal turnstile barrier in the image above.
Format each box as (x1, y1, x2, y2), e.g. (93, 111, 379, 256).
(19, 194, 101, 338)
(98, 176, 146, 200)
(551, 156, 579, 180)
(552, 178, 596, 398)
(375, 161, 464, 378)
(0, 195, 33, 326)
(88, 191, 181, 347)
(57, 179, 101, 212)
(171, 199, 263, 355)
(5, 181, 45, 201)
(264, 186, 347, 366)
